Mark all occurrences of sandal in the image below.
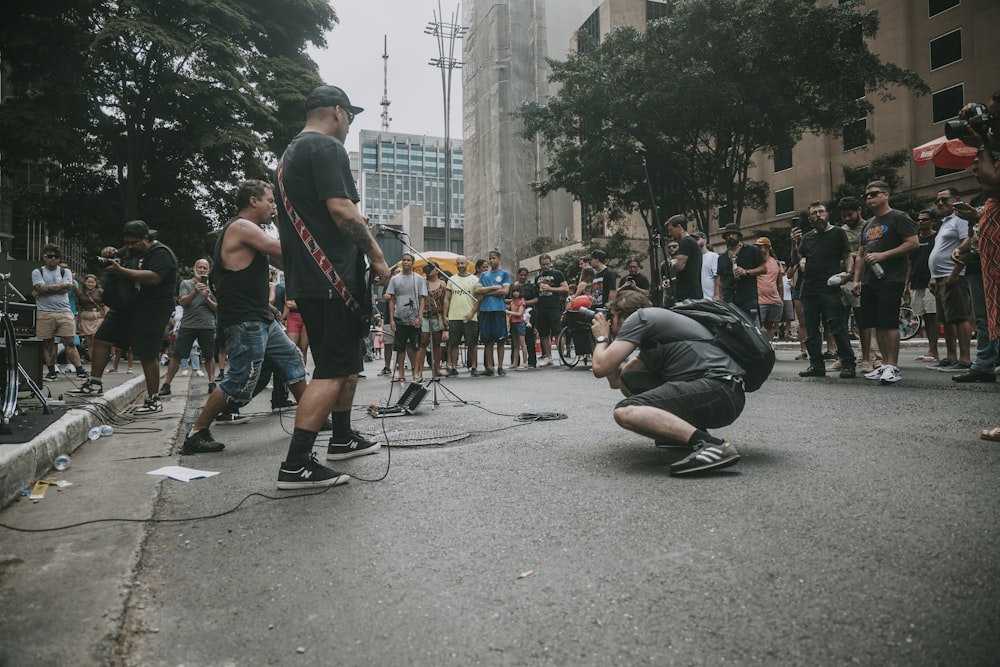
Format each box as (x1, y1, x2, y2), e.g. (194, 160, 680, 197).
(980, 427, 1000, 442)
(914, 355, 939, 362)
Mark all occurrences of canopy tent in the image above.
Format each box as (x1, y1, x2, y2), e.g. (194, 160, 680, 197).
(912, 135, 978, 170)
(390, 251, 461, 277)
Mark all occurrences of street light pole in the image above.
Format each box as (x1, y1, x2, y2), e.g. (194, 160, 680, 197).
(425, 2, 466, 253)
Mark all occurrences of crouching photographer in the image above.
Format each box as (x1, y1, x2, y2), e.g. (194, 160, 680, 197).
(588, 291, 745, 475)
(70, 220, 177, 416)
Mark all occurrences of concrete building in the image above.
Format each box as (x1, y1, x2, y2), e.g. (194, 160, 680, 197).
(462, 0, 579, 266)
(356, 129, 465, 254)
(557, 0, 999, 243)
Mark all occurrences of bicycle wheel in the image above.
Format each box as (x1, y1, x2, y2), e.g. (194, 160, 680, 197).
(898, 305, 921, 341)
(557, 327, 579, 367)
(0, 315, 19, 422)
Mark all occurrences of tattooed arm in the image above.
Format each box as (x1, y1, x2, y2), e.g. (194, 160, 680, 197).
(326, 197, 390, 285)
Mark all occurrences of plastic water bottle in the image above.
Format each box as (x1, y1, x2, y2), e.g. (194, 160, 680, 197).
(871, 262, 885, 279)
(53, 454, 71, 471)
(88, 426, 102, 440)
(100, 425, 114, 437)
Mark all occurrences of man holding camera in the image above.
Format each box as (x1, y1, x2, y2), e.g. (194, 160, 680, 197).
(71, 221, 177, 415)
(159, 258, 217, 397)
(588, 291, 745, 475)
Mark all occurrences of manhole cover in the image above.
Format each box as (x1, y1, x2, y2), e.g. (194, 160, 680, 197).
(362, 428, 470, 447)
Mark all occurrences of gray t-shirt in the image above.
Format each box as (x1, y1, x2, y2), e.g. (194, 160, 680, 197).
(31, 266, 73, 312)
(928, 214, 969, 279)
(386, 272, 427, 326)
(177, 278, 216, 329)
(614, 307, 745, 382)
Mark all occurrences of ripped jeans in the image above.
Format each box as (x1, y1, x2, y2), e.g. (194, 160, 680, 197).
(218, 320, 306, 408)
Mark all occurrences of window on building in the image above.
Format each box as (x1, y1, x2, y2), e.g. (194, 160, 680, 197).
(578, 9, 600, 52)
(930, 29, 962, 70)
(843, 118, 868, 151)
(775, 188, 794, 215)
(932, 83, 964, 123)
(773, 146, 793, 172)
(929, 0, 960, 18)
(646, 1, 670, 22)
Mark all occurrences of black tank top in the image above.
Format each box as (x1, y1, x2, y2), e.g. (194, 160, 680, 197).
(213, 217, 273, 327)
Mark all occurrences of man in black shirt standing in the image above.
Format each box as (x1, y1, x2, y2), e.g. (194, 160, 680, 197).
(533, 254, 569, 366)
(588, 249, 618, 309)
(273, 85, 391, 488)
(792, 201, 857, 378)
(715, 224, 765, 322)
(665, 215, 703, 302)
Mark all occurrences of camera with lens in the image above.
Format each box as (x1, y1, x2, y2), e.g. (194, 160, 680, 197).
(945, 103, 995, 144)
(95, 256, 120, 266)
(578, 306, 609, 322)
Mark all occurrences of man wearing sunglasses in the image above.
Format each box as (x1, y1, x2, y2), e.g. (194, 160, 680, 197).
(32, 244, 87, 381)
(851, 181, 918, 384)
(272, 84, 391, 490)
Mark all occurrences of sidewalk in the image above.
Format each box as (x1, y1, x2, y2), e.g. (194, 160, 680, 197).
(0, 368, 152, 507)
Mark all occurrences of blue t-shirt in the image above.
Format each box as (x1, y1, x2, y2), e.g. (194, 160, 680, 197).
(478, 269, 511, 312)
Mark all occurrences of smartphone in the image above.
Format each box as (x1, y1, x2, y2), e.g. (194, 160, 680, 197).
(199, 275, 209, 284)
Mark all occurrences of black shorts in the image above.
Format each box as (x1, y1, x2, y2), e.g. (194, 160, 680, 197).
(616, 375, 746, 431)
(296, 298, 364, 379)
(534, 308, 562, 338)
(858, 281, 904, 330)
(96, 305, 174, 361)
(171, 327, 215, 361)
(394, 323, 421, 350)
(447, 319, 478, 348)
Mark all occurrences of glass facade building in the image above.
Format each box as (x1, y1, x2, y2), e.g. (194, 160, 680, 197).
(357, 130, 464, 253)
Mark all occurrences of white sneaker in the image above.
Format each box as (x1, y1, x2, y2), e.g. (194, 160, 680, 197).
(195, 370, 206, 377)
(65, 364, 76, 373)
(181, 369, 190, 376)
(864, 366, 884, 380)
(879, 365, 902, 384)
(537, 357, 552, 367)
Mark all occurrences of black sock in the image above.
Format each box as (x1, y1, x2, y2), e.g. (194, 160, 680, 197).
(688, 429, 724, 447)
(286, 428, 318, 462)
(331, 410, 352, 440)
(48, 365, 56, 373)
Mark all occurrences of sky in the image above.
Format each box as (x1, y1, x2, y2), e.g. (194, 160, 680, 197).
(308, 1, 465, 143)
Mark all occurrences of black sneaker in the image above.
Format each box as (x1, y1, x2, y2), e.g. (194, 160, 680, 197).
(446, 367, 459, 377)
(134, 395, 163, 415)
(496, 368, 507, 377)
(44, 371, 59, 382)
(181, 429, 225, 454)
(207, 382, 217, 394)
(68, 379, 103, 396)
(839, 366, 856, 379)
(798, 366, 825, 377)
(953, 369, 996, 383)
(327, 432, 381, 460)
(470, 368, 480, 377)
(483, 368, 494, 377)
(160, 382, 172, 396)
(277, 453, 350, 489)
(378, 367, 392, 376)
(76, 370, 89, 380)
(822, 351, 837, 360)
(669, 441, 741, 475)
(216, 412, 250, 425)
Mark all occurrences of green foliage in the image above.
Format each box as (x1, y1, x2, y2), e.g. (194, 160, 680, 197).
(551, 230, 645, 283)
(831, 149, 925, 221)
(0, 0, 335, 265)
(519, 0, 927, 236)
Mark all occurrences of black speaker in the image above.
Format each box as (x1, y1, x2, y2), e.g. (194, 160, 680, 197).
(17, 339, 44, 388)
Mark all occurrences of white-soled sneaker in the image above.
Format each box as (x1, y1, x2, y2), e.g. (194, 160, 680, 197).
(879, 365, 902, 384)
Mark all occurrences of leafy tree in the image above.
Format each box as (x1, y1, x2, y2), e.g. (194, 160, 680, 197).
(0, 0, 335, 264)
(831, 149, 925, 221)
(520, 0, 927, 284)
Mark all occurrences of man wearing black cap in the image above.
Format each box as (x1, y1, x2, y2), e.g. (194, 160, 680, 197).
(714, 223, 764, 323)
(588, 249, 618, 309)
(272, 84, 391, 489)
(70, 220, 177, 415)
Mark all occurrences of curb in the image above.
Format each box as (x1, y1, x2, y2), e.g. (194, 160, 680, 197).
(0, 376, 147, 508)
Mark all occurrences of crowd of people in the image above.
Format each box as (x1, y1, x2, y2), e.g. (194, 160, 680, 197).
(35, 85, 998, 481)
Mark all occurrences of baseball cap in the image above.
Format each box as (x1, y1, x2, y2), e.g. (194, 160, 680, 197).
(122, 220, 153, 239)
(754, 237, 772, 247)
(591, 249, 607, 262)
(692, 231, 708, 240)
(305, 85, 364, 115)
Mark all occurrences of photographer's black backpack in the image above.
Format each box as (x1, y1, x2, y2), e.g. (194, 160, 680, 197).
(672, 300, 774, 391)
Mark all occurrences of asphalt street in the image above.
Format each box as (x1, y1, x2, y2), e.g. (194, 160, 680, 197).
(1, 349, 998, 666)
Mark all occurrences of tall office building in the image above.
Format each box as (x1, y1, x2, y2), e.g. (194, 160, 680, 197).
(357, 129, 464, 253)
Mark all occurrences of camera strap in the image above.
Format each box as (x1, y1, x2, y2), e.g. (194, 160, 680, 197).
(276, 160, 363, 315)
